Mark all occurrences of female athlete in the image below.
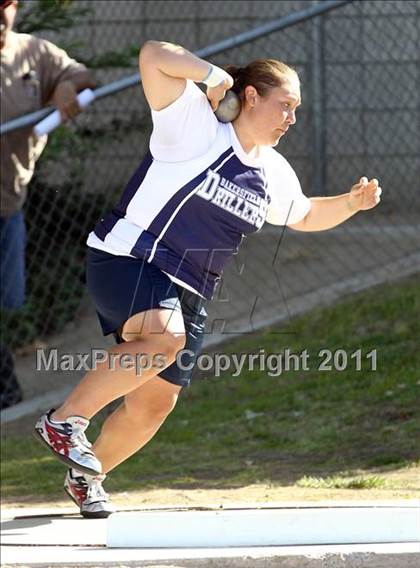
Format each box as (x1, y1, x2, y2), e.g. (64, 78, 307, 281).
(35, 41, 382, 517)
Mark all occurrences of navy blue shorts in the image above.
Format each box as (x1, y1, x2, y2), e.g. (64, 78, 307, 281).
(86, 247, 208, 388)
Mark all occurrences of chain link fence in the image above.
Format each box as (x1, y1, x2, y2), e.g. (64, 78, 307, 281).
(1, 0, 419, 406)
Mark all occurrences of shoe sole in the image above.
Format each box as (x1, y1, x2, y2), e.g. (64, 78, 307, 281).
(33, 428, 102, 476)
(64, 487, 114, 519)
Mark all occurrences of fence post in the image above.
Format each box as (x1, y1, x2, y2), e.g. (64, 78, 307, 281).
(310, 2, 326, 196)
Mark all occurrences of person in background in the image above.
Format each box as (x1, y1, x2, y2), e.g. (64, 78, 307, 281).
(0, 0, 95, 409)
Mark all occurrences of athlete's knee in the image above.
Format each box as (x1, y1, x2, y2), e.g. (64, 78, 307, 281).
(145, 390, 179, 421)
(125, 387, 179, 423)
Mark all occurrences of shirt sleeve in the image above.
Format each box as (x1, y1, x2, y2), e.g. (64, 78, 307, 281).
(263, 149, 311, 226)
(37, 37, 88, 105)
(149, 80, 219, 162)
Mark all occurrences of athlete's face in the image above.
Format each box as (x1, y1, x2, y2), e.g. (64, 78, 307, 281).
(245, 79, 301, 147)
(0, 1, 17, 50)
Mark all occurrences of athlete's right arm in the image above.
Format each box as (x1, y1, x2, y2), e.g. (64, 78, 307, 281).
(139, 41, 232, 111)
(139, 41, 209, 111)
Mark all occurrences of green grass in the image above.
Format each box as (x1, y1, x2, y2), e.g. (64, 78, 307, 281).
(2, 274, 420, 500)
(297, 474, 387, 490)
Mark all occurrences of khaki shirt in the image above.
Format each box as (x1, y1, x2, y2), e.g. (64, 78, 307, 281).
(0, 31, 87, 216)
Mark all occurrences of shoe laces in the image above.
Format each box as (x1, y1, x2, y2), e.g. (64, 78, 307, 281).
(69, 425, 93, 451)
(86, 475, 109, 502)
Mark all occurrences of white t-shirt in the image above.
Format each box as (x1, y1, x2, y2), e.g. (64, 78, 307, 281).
(87, 80, 311, 299)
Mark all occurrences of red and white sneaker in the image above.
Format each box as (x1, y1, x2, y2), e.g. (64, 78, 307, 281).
(34, 409, 102, 475)
(64, 468, 115, 518)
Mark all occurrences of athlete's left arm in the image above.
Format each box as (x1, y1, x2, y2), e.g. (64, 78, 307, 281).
(289, 177, 382, 232)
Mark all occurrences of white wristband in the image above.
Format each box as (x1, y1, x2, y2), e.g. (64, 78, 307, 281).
(201, 64, 230, 88)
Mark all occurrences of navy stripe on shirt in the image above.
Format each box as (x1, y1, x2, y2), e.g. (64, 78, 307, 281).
(93, 151, 153, 242)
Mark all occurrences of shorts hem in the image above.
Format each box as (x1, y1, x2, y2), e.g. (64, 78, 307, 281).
(157, 370, 191, 388)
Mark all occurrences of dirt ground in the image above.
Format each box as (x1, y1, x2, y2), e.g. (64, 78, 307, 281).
(3, 466, 419, 513)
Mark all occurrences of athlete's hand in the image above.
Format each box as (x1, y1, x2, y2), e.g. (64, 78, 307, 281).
(206, 77, 234, 112)
(348, 177, 382, 212)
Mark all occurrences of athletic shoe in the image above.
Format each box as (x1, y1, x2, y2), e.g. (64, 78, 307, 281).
(64, 468, 115, 518)
(34, 409, 102, 475)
